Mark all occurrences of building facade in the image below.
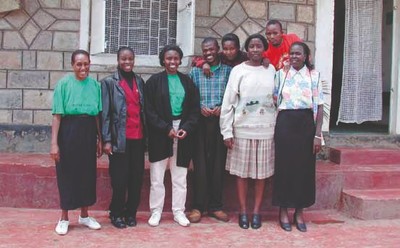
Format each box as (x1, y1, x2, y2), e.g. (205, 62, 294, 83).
(0, 0, 399, 152)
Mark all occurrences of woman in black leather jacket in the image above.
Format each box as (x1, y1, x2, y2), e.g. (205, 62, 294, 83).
(100, 47, 146, 229)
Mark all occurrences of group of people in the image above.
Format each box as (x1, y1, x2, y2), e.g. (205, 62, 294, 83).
(50, 19, 323, 235)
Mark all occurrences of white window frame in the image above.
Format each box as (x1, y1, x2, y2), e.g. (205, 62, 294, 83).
(390, 0, 400, 134)
(80, 0, 195, 66)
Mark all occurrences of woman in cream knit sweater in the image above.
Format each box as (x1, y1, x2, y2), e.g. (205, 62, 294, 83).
(220, 33, 276, 229)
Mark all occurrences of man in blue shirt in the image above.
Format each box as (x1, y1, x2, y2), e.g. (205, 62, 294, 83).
(188, 37, 232, 223)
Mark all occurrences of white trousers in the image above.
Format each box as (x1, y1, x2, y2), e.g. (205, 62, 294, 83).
(149, 120, 187, 215)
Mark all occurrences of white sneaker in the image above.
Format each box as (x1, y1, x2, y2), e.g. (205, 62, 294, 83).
(148, 212, 161, 227)
(55, 220, 69, 235)
(174, 212, 190, 227)
(78, 216, 101, 230)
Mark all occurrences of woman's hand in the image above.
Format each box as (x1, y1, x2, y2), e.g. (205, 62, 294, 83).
(176, 129, 187, 140)
(202, 63, 212, 77)
(201, 107, 213, 117)
(224, 138, 234, 149)
(262, 57, 270, 68)
(272, 95, 278, 106)
(103, 142, 113, 155)
(313, 137, 322, 154)
(211, 106, 221, 117)
(50, 144, 60, 162)
(97, 140, 103, 158)
(50, 115, 61, 163)
(168, 128, 177, 139)
(283, 59, 290, 72)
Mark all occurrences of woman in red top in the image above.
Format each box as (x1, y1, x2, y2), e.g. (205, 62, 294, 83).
(101, 47, 146, 229)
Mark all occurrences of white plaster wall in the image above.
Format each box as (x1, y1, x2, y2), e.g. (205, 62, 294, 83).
(315, 0, 335, 132)
(80, 0, 90, 50)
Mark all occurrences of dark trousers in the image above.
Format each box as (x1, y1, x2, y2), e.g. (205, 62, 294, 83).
(108, 139, 145, 217)
(192, 116, 227, 212)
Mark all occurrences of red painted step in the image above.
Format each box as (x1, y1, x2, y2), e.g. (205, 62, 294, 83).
(0, 153, 343, 211)
(340, 188, 400, 220)
(341, 164, 400, 189)
(329, 147, 400, 165)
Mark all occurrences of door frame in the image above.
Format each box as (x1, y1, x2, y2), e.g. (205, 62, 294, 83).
(390, 0, 400, 134)
(315, 0, 334, 132)
(316, 0, 400, 134)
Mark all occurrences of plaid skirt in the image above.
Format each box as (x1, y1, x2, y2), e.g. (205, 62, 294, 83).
(225, 138, 274, 179)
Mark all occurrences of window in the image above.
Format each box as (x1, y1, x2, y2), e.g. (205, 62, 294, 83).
(80, 0, 195, 66)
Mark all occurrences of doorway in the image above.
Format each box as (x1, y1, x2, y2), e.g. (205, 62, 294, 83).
(330, 0, 393, 133)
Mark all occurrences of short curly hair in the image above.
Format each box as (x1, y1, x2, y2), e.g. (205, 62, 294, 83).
(117, 46, 135, 60)
(221, 33, 240, 49)
(266, 19, 283, 31)
(71, 49, 90, 64)
(159, 45, 184, 67)
(290, 41, 314, 70)
(244, 34, 268, 52)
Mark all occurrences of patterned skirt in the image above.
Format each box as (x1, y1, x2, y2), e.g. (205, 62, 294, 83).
(225, 138, 274, 179)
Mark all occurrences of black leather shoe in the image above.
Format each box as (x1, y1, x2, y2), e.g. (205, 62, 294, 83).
(279, 219, 292, 231)
(251, 214, 262, 229)
(279, 208, 292, 232)
(125, 216, 137, 227)
(294, 211, 307, 232)
(238, 214, 249, 229)
(110, 216, 126, 229)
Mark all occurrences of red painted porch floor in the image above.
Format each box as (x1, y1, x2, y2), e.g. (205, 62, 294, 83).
(1, 208, 399, 248)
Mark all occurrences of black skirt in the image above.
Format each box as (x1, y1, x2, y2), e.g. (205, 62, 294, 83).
(56, 115, 97, 210)
(272, 109, 316, 208)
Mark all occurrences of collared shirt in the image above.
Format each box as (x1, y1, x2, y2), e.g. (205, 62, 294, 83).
(274, 65, 324, 121)
(119, 77, 143, 139)
(189, 63, 232, 108)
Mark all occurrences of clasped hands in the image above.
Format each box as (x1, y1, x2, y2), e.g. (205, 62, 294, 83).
(168, 129, 187, 139)
(201, 106, 221, 117)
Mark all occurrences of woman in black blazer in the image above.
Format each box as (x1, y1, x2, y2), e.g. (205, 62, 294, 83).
(145, 45, 200, 227)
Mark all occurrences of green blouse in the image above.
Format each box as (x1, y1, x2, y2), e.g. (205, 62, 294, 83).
(167, 74, 185, 117)
(52, 74, 102, 116)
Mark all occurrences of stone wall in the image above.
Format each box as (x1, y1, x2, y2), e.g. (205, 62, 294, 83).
(193, 0, 315, 54)
(0, 0, 81, 126)
(0, 0, 84, 152)
(0, 0, 316, 152)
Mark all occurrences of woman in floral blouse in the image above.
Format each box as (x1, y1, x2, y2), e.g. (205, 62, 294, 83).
(272, 42, 323, 232)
